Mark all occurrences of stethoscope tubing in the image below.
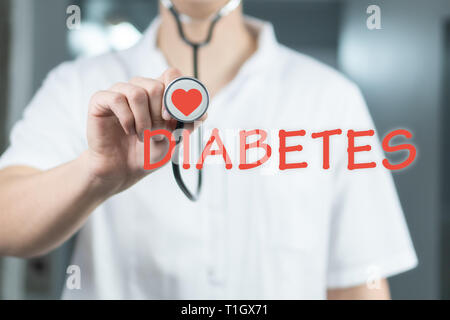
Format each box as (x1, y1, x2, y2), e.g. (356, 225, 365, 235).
(163, 0, 240, 201)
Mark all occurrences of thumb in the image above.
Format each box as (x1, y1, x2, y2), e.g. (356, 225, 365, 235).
(158, 67, 183, 86)
(158, 68, 183, 121)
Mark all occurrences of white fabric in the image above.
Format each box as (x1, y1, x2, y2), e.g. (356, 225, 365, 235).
(0, 17, 417, 299)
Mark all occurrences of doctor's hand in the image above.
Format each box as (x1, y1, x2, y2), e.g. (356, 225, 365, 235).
(85, 68, 207, 195)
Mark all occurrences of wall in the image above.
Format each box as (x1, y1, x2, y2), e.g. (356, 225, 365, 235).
(245, 0, 340, 68)
(442, 20, 450, 300)
(339, 0, 450, 299)
(0, 0, 9, 149)
(1, 0, 72, 299)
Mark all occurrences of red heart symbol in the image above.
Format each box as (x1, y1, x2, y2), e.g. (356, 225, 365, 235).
(171, 89, 202, 116)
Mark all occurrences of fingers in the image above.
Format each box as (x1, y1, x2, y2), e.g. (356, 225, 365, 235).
(129, 77, 165, 127)
(158, 67, 183, 86)
(110, 83, 151, 141)
(89, 90, 136, 136)
(198, 112, 208, 122)
(89, 68, 197, 141)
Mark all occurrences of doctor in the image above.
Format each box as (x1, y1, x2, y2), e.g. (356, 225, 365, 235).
(0, 0, 417, 299)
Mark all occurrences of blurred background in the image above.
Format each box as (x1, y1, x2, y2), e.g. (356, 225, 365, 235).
(0, 0, 448, 299)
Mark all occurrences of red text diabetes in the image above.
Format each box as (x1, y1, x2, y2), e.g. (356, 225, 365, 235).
(143, 128, 416, 171)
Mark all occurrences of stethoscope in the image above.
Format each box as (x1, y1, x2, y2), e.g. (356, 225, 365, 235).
(160, 0, 242, 201)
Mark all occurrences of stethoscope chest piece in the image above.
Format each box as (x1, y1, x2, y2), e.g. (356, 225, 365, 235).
(164, 77, 209, 123)
(164, 77, 209, 201)
(159, 0, 242, 201)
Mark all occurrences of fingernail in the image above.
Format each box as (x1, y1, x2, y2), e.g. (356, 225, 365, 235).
(162, 109, 170, 120)
(152, 135, 164, 142)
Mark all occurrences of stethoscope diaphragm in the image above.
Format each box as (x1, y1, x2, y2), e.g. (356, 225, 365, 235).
(163, 77, 209, 123)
